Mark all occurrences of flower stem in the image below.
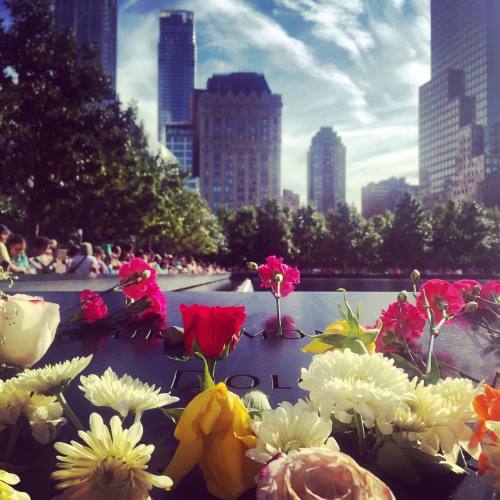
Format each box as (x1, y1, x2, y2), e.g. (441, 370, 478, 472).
(3, 422, 21, 462)
(353, 412, 366, 459)
(57, 392, 84, 431)
(275, 295, 283, 337)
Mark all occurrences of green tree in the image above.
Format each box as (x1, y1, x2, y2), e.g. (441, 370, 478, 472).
(383, 194, 432, 270)
(223, 206, 259, 266)
(291, 206, 326, 267)
(430, 201, 460, 271)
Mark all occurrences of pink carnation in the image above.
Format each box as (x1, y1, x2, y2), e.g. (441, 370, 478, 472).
(375, 302, 426, 353)
(138, 286, 167, 330)
(416, 279, 465, 322)
(118, 257, 157, 300)
(80, 289, 108, 323)
(258, 255, 300, 298)
(452, 279, 481, 302)
(480, 280, 500, 309)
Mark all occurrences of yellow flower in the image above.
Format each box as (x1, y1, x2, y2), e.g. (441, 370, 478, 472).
(302, 320, 376, 354)
(52, 413, 172, 500)
(0, 469, 30, 499)
(164, 382, 260, 499)
(79, 367, 179, 419)
(13, 355, 92, 395)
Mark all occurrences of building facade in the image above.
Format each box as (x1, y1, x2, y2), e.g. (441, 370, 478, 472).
(194, 73, 282, 211)
(307, 127, 346, 213)
(165, 124, 194, 176)
(419, 0, 500, 208)
(362, 177, 418, 218)
(283, 189, 300, 210)
(54, 0, 117, 91)
(158, 11, 196, 142)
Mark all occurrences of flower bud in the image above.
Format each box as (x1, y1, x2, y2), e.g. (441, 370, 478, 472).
(140, 270, 151, 280)
(273, 273, 284, 283)
(246, 261, 259, 271)
(242, 390, 271, 412)
(464, 301, 478, 313)
(410, 269, 421, 282)
(397, 290, 408, 303)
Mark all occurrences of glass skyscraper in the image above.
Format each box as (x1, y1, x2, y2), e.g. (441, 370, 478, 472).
(419, 0, 500, 207)
(54, 0, 117, 92)
(307, 127, 346, 213)
(158, 11, 196, 142)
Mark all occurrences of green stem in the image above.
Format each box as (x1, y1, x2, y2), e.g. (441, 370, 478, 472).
(353, 412, 367, 459)
(3, 422, 22, 462)
(207, 358, 217, 382)
(57, 392, 84, 431)
(275, 295, 283, 337)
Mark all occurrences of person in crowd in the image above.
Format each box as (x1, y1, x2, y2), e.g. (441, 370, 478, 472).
(0, 225, 27, 273)
(7, 234, 32, 273)
(30, 236, 56, 274)
(93, 246, 110, 275)
(122, 243, 134, 262)
(67, 242, 99, 278)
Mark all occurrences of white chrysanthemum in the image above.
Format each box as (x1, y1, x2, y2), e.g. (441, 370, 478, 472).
(79, 367, 179, 419)
(52, 413, 172, 499)
(247, 400, 339, 464)
(392, 380, 448, 440)
(420, 378, 481, 463)
(0, 469, 30, 500)
(13, 355, 93, 395)
(299, 350, 414, 429)
(0, 379, 65, 444)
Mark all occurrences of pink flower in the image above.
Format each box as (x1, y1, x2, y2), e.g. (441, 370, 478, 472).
(138, 286, 167, 330)
(416, 279, 465, 322)
(258, 255, 300, 298)
(375, 302, 426, 353)
(480, 280, 500, 309)
(118, 257, 157, 300)
(80, 289, 108, 323)
(452, 279, 481, 302)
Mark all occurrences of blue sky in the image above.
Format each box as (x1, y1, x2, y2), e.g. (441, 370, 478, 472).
(2, 0, 431, 207)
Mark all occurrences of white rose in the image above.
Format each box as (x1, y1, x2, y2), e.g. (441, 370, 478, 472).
(0, 294, 60, 368)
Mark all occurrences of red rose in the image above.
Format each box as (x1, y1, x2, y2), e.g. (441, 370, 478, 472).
(118, 257, 157, 300)
(375, 301, 426, 353)
(180, 304, 246, 359)
(80, 289, 108, 323)
(137, 287, 167, 330)
(416, 279, 465, 322)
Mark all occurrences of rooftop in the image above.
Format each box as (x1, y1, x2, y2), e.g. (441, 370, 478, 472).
(206, 72, 272, 96)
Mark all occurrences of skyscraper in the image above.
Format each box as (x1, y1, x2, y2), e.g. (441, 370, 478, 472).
(307, 127, 346, 213)
(419, 0, 500, 208)
(194, 73, 282, 211)
(362, 177, 418, 218)
(158, 10, 196, 142)
(54, 0, 117, 91)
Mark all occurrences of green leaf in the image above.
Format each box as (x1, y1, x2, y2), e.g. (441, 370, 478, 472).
(193, 351, 215, 390)
(346, 338, 368, 355)
(425, 353, 440, 385)
(389, 353, 422, 376)
(310, 333, 354, 349)
(337, 303, 347, 321)
(375, 438, 420, 486)
(162, 407, 184, 424)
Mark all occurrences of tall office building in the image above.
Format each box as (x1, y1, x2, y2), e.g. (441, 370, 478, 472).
(419, 0, 500, 208)
(158, 11, 196, 142)
(194, 73, 282, 211)
(307, 127, 346, 213)
(362, 177, 418, 218)
(54, 0, 117, 91)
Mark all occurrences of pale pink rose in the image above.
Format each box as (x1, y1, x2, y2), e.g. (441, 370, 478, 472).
(256, 448, 395, 500)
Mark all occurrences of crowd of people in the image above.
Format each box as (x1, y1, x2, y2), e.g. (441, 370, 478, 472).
(0, 224, 225, 278)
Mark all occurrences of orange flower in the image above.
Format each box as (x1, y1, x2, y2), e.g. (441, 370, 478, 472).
(471, 385, 500, 448)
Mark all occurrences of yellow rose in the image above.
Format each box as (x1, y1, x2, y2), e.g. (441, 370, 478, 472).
(164, 382, 260, 499)
(0, 294, 60, 368)
(302, 320, 376, 354)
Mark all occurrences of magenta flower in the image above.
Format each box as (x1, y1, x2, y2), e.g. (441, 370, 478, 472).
(375, 302, 426, 353)
(452, 279, 481, 302)
(137, 286, 167, 330)
(258, 256, 300, 298)
(80, 289, 108, 323)
(416, 279, 465, 322)
(118, 257, 158, 300)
